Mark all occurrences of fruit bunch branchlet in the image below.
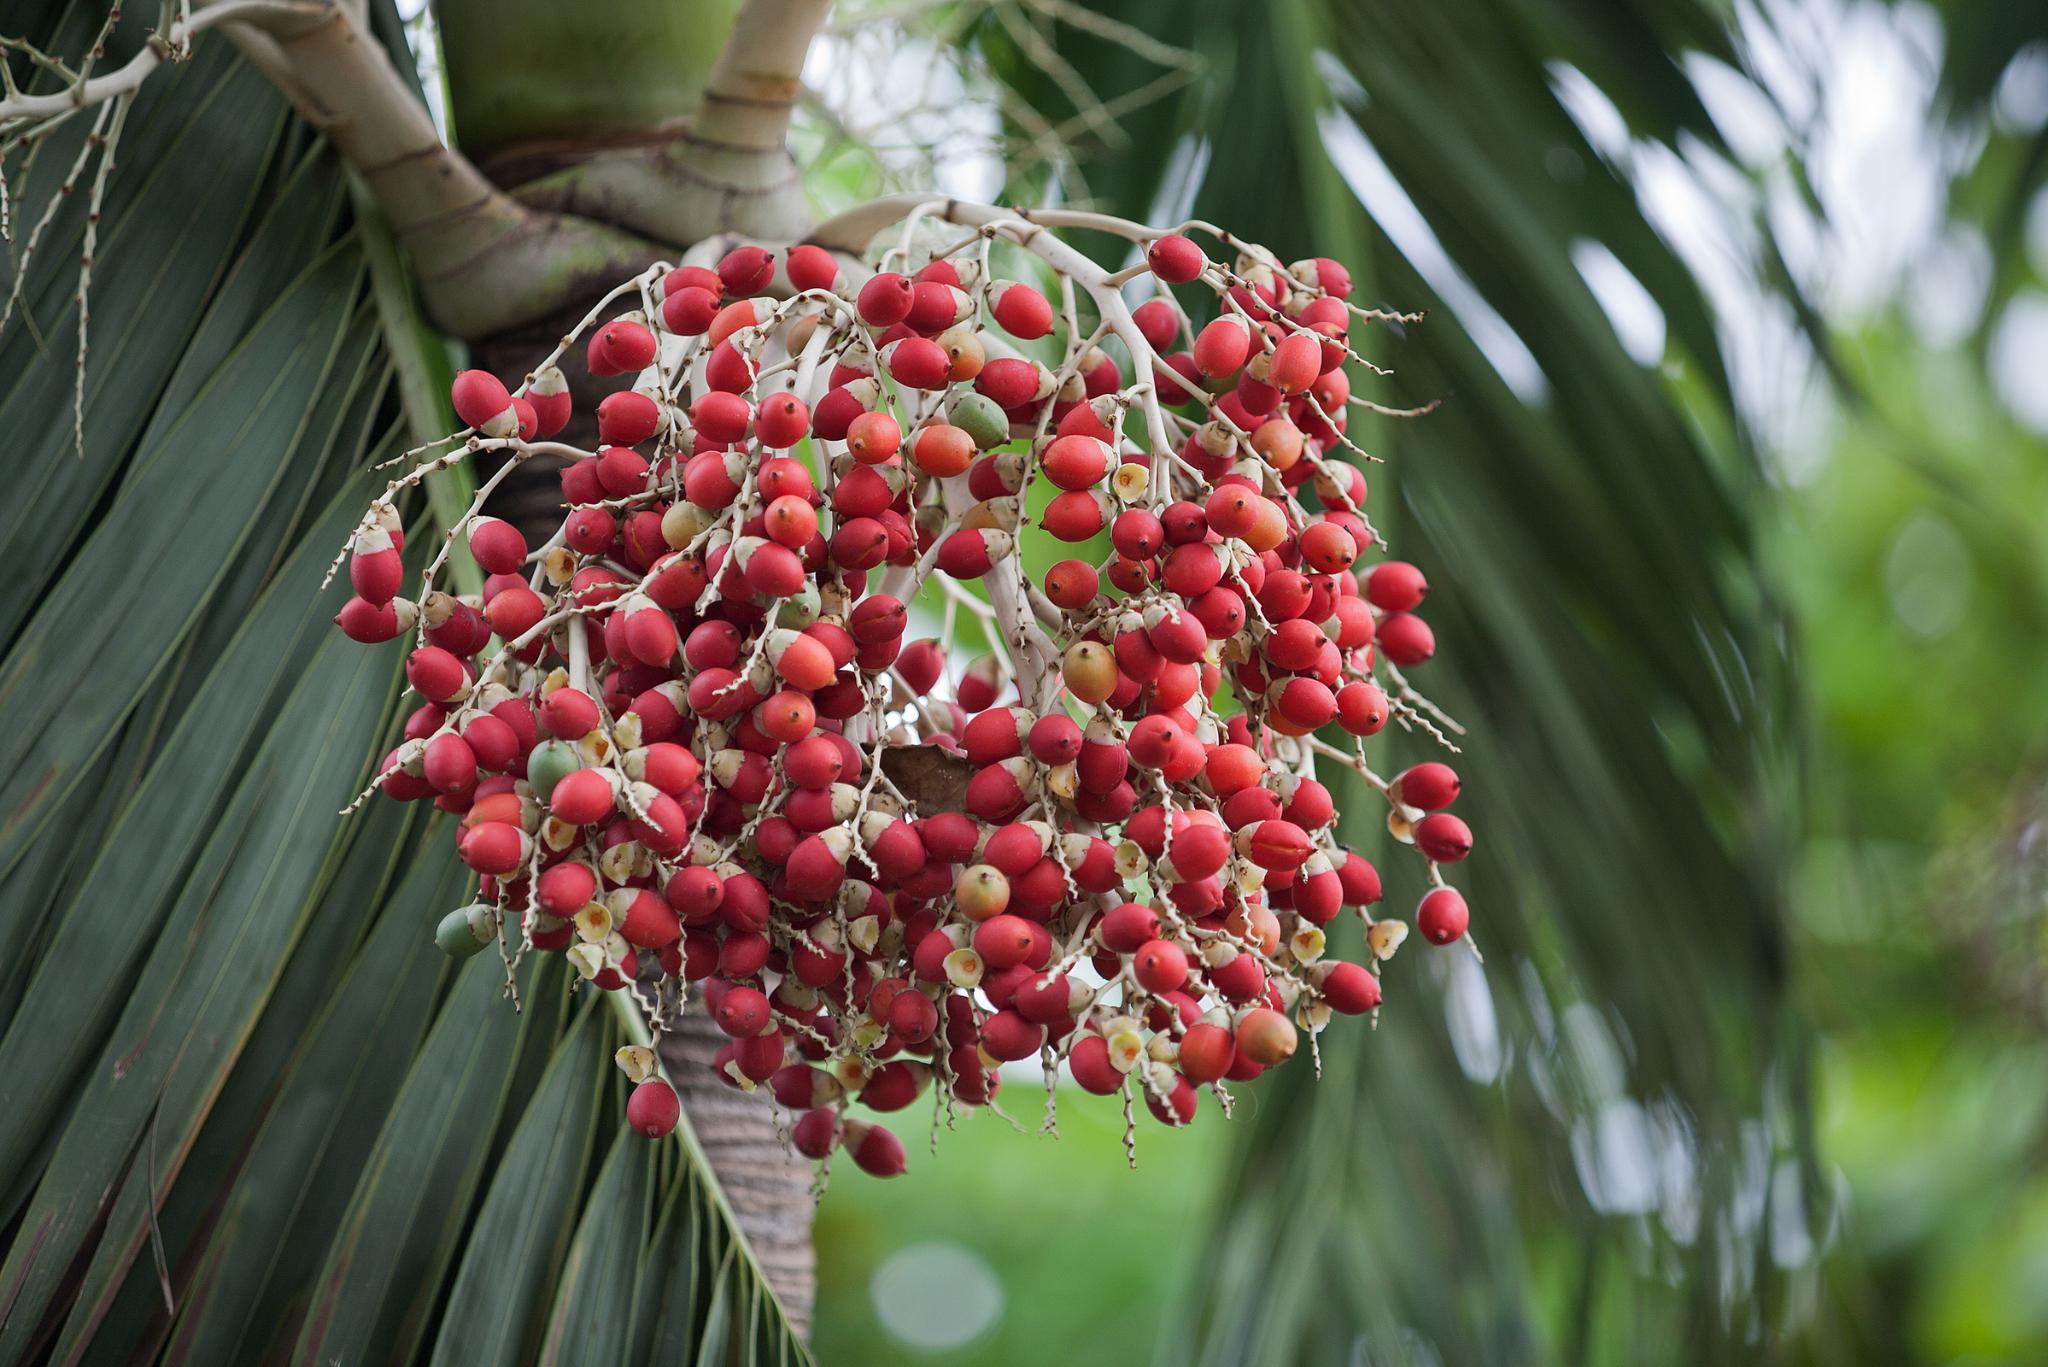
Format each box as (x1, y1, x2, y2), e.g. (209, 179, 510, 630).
(330, 196, 1480, 1177)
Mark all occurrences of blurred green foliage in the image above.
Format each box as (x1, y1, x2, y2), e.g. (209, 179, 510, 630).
(811, 2, 2048, 1364)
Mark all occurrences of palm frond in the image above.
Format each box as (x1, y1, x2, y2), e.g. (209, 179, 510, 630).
(0, 5, 809, 1361)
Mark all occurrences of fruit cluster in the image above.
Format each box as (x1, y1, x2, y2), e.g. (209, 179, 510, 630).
(330, 202, 1475, 1177)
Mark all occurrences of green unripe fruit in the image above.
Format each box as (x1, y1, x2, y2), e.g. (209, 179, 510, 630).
(526, 737, 581, 801)
(436, 904, 496, 958)
(949, 392, 1010, 450)
(774, 580, 822, 628)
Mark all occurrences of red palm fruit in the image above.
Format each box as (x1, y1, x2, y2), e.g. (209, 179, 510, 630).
(1041, 434, 1112, 491)
(957, 656, 1005, 712)
(1147, 1074, 1198, 1127)
(1240, 818, 1311, 872)
(1161, 823, 1229, 883)
(1228, 786, 1277, 827)
(512, 395, 538, 438)
(1044, 559, 1099, 610)
(335, 597, 400, 643)
(761, 493, 818, 550)
(1027, 714, 1082, 765)
(621, 606, 677, 667)
(975, 356, 1044, 411)
(1236, 1007, 1297, 1065)
(1099, 903, 1159, 954)
(1203, 744, 1264, 797)
(627, 1079, 681, 1137)
(1132, 297, 1179, 350)
(883, 336, 950, 389)
(1146, 605, 1207, 664)
(755, 690, 814, 746)
(937, 528, 1010, 580)
(1376, 612, 1435, 666)
(1194, 315, 1252, 377)
(1282, 781, 1335, 834)
(1187, 587, 1245, 640)
(1414, 813, 1473, 863)
(844, 1119, 906, 1176)
(886, 988, 940, 1043)
(1261, 618, 1327, 672)
(540, 687, 600, 738)
(691, 390, 751, 446)
(740, 540, 805, 597)
(970, 914, 1040, 967)
(717, 244, 775, 296)
(537, 862, 597, 916)
(661, 283, 718, 334)
(861, 1061, 929, 1112)
(548, 768, 613, 825)
(1316, 961, 1383, 1014)
(635, 742, 701, 794)
(682, 451, 742, 509)
(665, 866, 722, 923)
(563, 505, 616, 555)
(1366, 560, 1429, 611)
(349, 541, 402, 605)
(1110, 508, 1165, 560)
(619, 889, 681, 947)
(1068, 1034, 1123, 1094)
(469, 517, 527, 575)
(717, 930, 772, 980)
(525, 367, 572, 437)
(587, 317, 657, 376)
(1330, 595, 1376, 650)
(1162, 543, 1224, 600)
(749, 392, 808, 448)
(846, 409, 901, 463)
(1204, 484, 1261, 539)
(961, 708, 1029, 766)
(714, 985, 773, 1038)
(848, 594, 907, 645)
(907, 279, 969, 333)
(1395, 762, 1461, 810)
(1206, 947, 1266, 1003)
(829, 517, 888, 571)
(1336, 681, 1389, 735)
(459, 822, 527, 875)
(1175, 1022, 1232, 1083)
(1418, 887, 1469, 944)
(990, 280, 1054, 338)
(897, 640, 944, 695)
(785, 243, 839, 292)
(910, 422, 973, 477)
(1041, 490, 1108, 543)
(786, 831, 851, 900)
(406, 646, 467, 702)
(685, 620, 743, 669)
(596, 390, 661, 446)
(764, 630, 830, 690)
(422, 733, 478, 795)
(1267, 332, 1322, 396)
(1146, 234, 1207, 283)
(463, 714, 519, 773)
(1270, 677, 1336, 730)
(981, 1010, 1046, 1061)
(1299, 520, 1358, 573)
(792, 1107, 841, 1158)
(966, 758, 1033, 823)
(451, 369, 517, 436)
(1133, 939, 1189, 993)
(1105, 557, 1155, 598)
(916, 810, 976, 863)
(857, 272, 915, 326)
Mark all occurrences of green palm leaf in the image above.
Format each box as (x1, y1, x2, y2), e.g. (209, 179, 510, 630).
(0, 4, 809, 1362)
